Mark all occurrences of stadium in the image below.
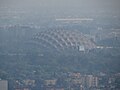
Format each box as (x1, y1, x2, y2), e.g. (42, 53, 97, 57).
(28, 29, 96, 53)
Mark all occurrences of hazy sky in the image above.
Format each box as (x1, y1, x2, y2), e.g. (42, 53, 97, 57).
(0, 0, 120, 14)
(0, 0, 119, 8)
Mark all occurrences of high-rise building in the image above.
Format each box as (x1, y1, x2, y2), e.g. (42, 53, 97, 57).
(0, 80, 8, 90)
(86, 75, 98, 88)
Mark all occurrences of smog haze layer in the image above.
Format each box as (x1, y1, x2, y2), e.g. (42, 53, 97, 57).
(1, 0, 120, 14)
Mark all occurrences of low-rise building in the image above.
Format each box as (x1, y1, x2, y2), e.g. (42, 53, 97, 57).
(44, 79, 57, 86)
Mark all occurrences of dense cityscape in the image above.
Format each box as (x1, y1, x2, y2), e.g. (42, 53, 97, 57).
(0, 0, 120, 90)
(1, 72, 120, 90)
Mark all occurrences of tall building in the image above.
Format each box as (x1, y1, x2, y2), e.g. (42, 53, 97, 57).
(0, 80, 8, 90)
(86, 75, 98, 88)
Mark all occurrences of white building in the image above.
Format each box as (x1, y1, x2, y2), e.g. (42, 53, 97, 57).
(78, 45, 85, 51)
